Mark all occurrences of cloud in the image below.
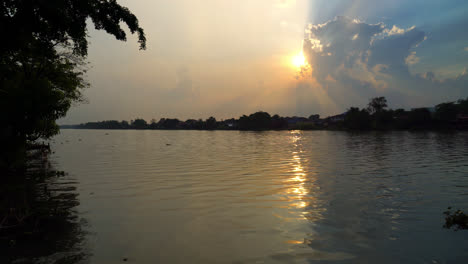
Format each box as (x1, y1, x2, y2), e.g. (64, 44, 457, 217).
(381, 25, 416, 37)
(367, 26, 425, 74)
(302, 16, 468, 109)
(405, 51, 419, 65)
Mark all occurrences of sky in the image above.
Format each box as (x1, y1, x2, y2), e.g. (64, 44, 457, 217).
(61, 0, 468, 124)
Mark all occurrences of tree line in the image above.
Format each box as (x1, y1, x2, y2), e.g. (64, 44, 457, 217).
(65, 96, 468, 131)
(344, 97, 468, 130)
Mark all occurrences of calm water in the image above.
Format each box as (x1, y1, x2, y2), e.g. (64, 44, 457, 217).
(47, 130, 468, 263)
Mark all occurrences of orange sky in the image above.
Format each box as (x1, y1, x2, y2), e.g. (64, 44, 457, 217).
(61, 0, 318, 123)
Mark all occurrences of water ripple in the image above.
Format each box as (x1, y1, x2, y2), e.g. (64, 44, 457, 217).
(50, 130, 468, 264)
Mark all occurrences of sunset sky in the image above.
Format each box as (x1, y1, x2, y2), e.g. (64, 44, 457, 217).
(61, 0, 468, 123)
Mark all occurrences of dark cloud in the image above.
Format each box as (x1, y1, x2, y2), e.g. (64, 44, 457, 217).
(304, 17, 384, 82)
(368, 27, 426, 76)
(303, 16, 468, 109)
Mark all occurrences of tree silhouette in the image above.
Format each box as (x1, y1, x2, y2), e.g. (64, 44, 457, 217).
(206, 117, 217, 130)
(344, 107, 371, 130)
(408, 108, 432, 128)
(458, 97, 468, 114)
(131, 119, 148, 129)
(367, 97, 388, 115)
(239, 112, 272, 130)
(435, 102, 459, 122)
(1, 0, 146, 168)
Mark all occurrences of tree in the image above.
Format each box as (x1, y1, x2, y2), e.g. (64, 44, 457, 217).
(239, 112, 272, 130)
(372, 109, 394, 130)
(309, 114, 320, 120)
(458, 97, 468, 114)
(1, 0, 146, 56)
(366, 97, 392, 129)
(271, 114, 287, 129)
(435, 102, 458, 123)
(158, 118, 180, 129)
(393, 109, 410, 129)
(408, 108, 432, 128)
(367, 97, 388, 115)
(344, 107, 371, 130)
(131, 119, 148, 129)
(121, 120, 130, 129)
(206, 117, 217, 130)
(1, 0, 146, 168)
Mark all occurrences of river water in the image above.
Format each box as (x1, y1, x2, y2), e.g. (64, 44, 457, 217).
(46, 130, 468, 263)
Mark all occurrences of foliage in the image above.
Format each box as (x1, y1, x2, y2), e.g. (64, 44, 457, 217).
(1, 0, 146, 57)
(344, 107, 371, 130)
(435, 102, 459, 122)
(1, 0, 146, 168)
(1, 49, 86, 141)
(271, 115, 288, 130)
(239, 112, 272, 130)
(367, 97, 388, 115)
(372, 109, 393, 130)
(408, 108, 432, 128)
(158, 118, 181, 129)
(458, 97, 468, 114)
(131, 118, 148, 129)
(64, 96, 468, 132)
(206, 117, 217, 130)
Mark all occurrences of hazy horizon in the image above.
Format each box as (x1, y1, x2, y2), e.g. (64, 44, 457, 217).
(59, 0, 468, 124)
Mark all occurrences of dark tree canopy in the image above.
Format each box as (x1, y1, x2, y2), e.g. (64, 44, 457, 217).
(408, 108, 432, 127)
(239, 112, 272, 130)
(459, 98, 468, 114)
(68, 96, 468, 132)
(206, 117, 217, 130)
(1, 0, 146, 56)
(131, 119, 148, 129)
(435, 102, 459, 122)
(344, 107, 371, 130)
(0, 0, 146, 168)
(367, 97, 388, 114)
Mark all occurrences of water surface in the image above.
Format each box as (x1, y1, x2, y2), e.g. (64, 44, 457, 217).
(50, 130, 468, 263)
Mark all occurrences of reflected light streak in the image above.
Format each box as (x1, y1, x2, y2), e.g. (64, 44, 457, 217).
(278, 131, 327, 246)
(284, 132, 310, 210)
(282, 131, 325, 223)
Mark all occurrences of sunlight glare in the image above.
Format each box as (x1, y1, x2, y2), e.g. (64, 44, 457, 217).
(292, 51, 306, 68)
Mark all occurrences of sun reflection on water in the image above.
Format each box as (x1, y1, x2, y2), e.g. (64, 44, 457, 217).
(279, 131, 326, 246)
(283, 131, 324, 216)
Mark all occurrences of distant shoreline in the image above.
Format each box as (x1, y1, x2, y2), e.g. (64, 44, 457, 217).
(59, 126, 467, 132)
(60, 96, 468, 131)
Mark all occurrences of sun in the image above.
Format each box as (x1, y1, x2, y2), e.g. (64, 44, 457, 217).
(292, 52, 306, 68)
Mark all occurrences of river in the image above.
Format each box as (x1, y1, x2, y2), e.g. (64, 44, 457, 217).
(42, 130, 468, 263)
